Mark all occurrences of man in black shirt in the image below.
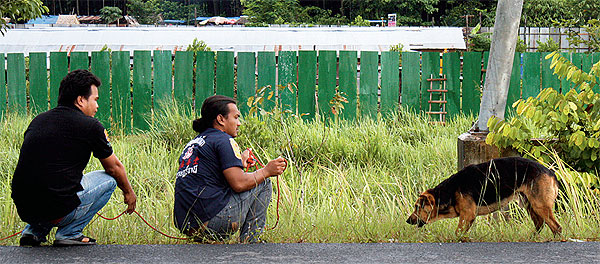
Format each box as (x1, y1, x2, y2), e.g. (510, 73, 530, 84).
(11, 70, 137, 246)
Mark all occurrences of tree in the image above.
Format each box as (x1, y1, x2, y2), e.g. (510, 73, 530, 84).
(127, 0, 160, 25)
(100, 6, 122, 24)
(440, 0, 496, 27)
(241, 0, 302, 24)
(1, 0, 48, 35)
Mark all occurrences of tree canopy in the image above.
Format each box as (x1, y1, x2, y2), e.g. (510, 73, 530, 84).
(1, 0, 48, 35)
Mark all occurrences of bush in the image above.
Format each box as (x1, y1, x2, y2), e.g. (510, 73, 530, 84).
(486, 51, 600, 188)
(536, 38, 560, 52)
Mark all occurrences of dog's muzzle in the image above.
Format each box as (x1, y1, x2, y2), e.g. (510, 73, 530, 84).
(406, 216, 426, 227)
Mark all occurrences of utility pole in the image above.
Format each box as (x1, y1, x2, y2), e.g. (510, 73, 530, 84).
(457, 0, 524, 170)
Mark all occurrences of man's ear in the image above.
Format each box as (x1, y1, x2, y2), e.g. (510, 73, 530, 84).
(215, 114, 225, 126)
(74, 96, 84, 107)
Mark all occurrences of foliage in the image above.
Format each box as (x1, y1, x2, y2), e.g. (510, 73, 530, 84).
(100, 6, 122, 24)
(440, 1, 496, 27)
(126, 0, 161, 25)
(523, 0, 600, 27)
(467, 23, 491, 52)
(536, 38, 560, 52)
(389, 43, 404, 66)
(241, 0, 302, 25)
(186, 38, 211, 52)
(0, 0, 48, 35)
(487, 51, 600, 181)
(349, 15, 370, 27)
(554, 19, 600, 53)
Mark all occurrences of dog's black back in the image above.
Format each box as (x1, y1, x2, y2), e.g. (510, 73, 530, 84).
(431, 157, 554, 207)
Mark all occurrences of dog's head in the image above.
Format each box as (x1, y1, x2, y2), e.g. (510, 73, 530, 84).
(406, 190, 439, 227)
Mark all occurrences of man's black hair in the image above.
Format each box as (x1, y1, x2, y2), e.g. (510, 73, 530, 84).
(193, 95, 237, 133)
(57, 69, 101, 106)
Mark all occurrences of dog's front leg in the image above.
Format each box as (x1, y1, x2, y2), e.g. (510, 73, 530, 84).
(455, 194, 477, 238)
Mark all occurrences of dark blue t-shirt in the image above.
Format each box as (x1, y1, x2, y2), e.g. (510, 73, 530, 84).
(173, 128, 244, 232)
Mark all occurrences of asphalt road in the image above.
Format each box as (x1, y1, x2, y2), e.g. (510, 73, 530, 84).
(1, 242, 599, 263)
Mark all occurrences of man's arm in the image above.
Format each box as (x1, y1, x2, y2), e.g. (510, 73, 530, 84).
(99, 154, 137, 214)
(224, 157, 287, 193)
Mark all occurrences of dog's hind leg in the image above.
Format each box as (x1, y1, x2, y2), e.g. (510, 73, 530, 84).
(526, 175, 562, 235)
(524, 198, 545, 232)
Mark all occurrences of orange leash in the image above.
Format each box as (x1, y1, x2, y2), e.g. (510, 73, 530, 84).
(245, 148, 282, 230)
(96, 210, 188, 240)
(0, 230, 22, 241)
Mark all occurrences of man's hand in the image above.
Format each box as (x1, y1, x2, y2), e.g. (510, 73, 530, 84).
(264, 157, 287, 177)
(123, 191, 137, 214)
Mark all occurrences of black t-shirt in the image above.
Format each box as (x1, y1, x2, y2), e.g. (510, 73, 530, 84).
(11, 105, 113, 223)
(173, 128, 244, 232)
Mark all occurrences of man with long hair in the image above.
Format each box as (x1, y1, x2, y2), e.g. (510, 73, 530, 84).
(174, 95, 286, 243)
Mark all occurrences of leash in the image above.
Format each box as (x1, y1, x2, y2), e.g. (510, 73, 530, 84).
(245, 148, 282, 231)
(0, 230, 22, 242)
(0, 210, 189, 242)
(96, 210, 188, 240)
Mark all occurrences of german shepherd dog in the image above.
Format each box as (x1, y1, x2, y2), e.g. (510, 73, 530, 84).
(406, 157, 562, 235)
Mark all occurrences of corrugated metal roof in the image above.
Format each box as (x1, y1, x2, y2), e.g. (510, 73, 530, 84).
(0, 26, 466, 55)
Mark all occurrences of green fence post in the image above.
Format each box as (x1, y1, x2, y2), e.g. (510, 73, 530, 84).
(541, 52, 560, 92)
(216, 51, 234, 98)
(0, 53, 5, 116)
(29, 52, 48, 113)
(174, 51, 194, 110)
(91, 51, 111, 128)
(133, 50, 152, 131)
(278, 50, 298, 114)
(559, 52, 571, 94)
(257, 51, 276, 111)
(381, 51, 400, 116)
(401, 52, 420, 112)
(462, 52, 482, 116)
(359, 51, 378, 118)
(571, 53, 584, 92)
(339, 50, 357, 120)
(49, 52, 68, 108)
(297, 51, 317, 119)
(111, 51, 131, 133)
(420, 52, 440, 113)
(236, 52, 256, 115)
(317, 50, 336, 120)
(69, 51, 89, 71)
(443, 52, 460, 118)
(7, 53, 26, 114)
(195, 51, 215, 115)
(505, 52, 521, 117)
(594, 52, 600, 93)
(153, 50, 173, 112)
(522, 52, 541, 100)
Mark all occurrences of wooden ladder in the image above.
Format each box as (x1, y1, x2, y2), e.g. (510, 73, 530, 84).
(425, 74, 447, 125)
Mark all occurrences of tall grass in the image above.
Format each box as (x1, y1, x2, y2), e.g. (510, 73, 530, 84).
(1, 107, 599, 245)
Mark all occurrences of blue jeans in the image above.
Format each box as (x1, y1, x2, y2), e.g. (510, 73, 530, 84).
(21, 170, 117, 241)
(205, 178, 272, 243)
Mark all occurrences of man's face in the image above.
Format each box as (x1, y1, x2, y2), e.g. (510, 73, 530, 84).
(79, 85, 99, 117)
(221, 103, 241, 137)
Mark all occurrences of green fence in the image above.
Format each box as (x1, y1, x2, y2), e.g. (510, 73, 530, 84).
(1, 51, 599, 132)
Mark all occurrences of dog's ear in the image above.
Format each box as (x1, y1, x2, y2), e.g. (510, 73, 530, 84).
(422, 191, 435, 206)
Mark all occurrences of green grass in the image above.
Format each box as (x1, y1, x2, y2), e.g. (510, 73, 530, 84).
(1, 109, 599, 245)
